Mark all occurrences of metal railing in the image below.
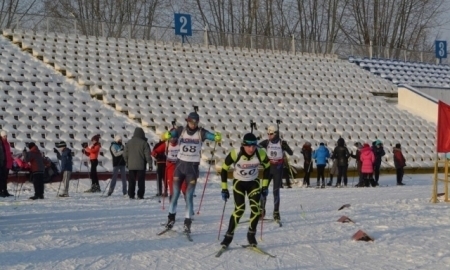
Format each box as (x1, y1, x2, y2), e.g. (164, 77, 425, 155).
(1, 11, 445, 64)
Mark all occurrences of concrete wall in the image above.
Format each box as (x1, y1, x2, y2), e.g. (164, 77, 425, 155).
(398, 85, 438, 124)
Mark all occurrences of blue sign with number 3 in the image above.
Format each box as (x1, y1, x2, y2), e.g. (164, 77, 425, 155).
(435, 40, 447, 59)
(174, 13, 192, 36)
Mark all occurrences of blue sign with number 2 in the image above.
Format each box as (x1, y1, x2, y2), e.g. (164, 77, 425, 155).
(174, 13, 192, 36)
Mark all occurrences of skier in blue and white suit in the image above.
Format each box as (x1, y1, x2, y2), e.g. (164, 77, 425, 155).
(161, 112, 222, 233)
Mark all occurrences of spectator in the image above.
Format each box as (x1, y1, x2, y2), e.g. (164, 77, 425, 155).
(332, 138, 350, 187)
(54, 141, 73, 197)
(350, 142, 363, 186)
(359, 143, 375, 187)
(151, 140, 167, 196)
(393, 143, 406, 186)
(23, 142, 45, 200)
(0, 131, 13, 197)
(313, 142, 330, 188)
(123, 128, 153, 199)
(108, 135, 127, 196)
(301, 142, 313, 187)
(372, 140, 385, 186)
(83, 134, 101, 193)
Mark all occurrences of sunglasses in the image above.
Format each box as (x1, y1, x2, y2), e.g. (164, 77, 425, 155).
(267, 133, 274, 135)
(243, 140, 257, 146)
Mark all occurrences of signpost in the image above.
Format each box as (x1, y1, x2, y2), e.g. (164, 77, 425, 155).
(174, 13, 192, 44)
(435, 40, 447, 64)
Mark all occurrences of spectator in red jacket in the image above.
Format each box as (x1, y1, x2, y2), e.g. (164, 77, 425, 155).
(23, 142, 45, 200)
(0, 131, 13, 197)
(83, 134, 101, 193)
(359, 143, 375, 187)
(151, 135, 186, 201)
(393, 143, 406, 186)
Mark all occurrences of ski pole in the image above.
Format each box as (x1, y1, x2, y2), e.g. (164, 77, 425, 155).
(217, 200, 227, 240)
(260, 203, 264, 241)
(196, 141, 217, 215)
(101, 179, 111, 197)
(17, 181, 24, 200)
(351, 159, 357, 187)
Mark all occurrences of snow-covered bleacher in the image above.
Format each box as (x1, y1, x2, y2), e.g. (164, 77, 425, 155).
(0, 34, 155, 172)
(2, 29, 439, 169)
(350, 56, 450, 88)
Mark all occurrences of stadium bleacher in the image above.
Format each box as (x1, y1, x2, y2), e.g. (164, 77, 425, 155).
(0, 29, 440, 170)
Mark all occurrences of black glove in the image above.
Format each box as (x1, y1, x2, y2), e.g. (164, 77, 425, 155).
(261, 186, 268, 198)
(53, 148, 58, 154)
(81, 142, 88, 148)
(221, 189, 230, 201)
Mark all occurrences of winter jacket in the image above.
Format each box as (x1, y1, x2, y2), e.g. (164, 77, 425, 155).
(110, 141, 126, 167)
(85, 142, 101, 160)
(56, 147, 73, 172)
(123, 127, 152, 170)
(372, 145, 385, 167)
(393, 147, 406, 169)
(313, 145, 330, 165)
(0, 139, 4, 168)
(151, 141, 167, 163)
(2, 138, 12, 169)
(23, 145, 45, 173)
(301, 144, 312, 165)
(360, 146, 375, 173)
(332, 138, 350, 166)
(350, 149, 362, 171)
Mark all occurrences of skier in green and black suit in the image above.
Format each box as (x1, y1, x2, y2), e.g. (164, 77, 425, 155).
(220, 133, 270, 248)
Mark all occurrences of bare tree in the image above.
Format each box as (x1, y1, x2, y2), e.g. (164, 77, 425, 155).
(0, 0, 40, 29)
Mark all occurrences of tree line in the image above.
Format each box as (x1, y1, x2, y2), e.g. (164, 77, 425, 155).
(1, 0, 449, 58)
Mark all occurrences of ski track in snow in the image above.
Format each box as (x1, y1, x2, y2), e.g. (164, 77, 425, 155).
(1, 174, 450, 269)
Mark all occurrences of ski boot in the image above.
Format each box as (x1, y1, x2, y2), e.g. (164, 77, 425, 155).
(183, 218, 192, 234)
(247, 231, 257, 247)
(220, 233, 234, 247)
(165, 213, 176, 229)
(273, 211, 281, 221)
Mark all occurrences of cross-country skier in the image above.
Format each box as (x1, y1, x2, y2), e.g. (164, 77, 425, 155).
(258, 125, 293, 222)
(161, 112, 221, 234)
(219, 133, 270, 247)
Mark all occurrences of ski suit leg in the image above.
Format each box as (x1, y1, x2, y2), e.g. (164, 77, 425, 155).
(168, 161, 186, 215)
(62, 171, 71, 194)
(90, 159, 99, 187)
(183, 162, 199, 219)
(109, 166, 119, 193)
(119, 165, 127, 195)
(271, 164, 283, 212)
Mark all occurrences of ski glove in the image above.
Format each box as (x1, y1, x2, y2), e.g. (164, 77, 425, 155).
(221, 189, 230, 201)
(261, 187, 268, 198)
(214, 132, 222, 142)
(161, 131, 171, 141)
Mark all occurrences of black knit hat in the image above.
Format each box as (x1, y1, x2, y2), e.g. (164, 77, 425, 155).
(395, 143, 401, 149)
(27, 142, 36, 149)
(242, 133, 258, 146)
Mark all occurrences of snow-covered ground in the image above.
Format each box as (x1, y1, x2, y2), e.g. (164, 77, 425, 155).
(1, 173, 449, 270)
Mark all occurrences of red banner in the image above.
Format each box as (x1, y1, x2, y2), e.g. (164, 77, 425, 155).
(437, 101, 450, 152)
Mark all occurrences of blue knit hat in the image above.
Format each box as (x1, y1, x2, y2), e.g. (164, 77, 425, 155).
(186, 112, 200, 123)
